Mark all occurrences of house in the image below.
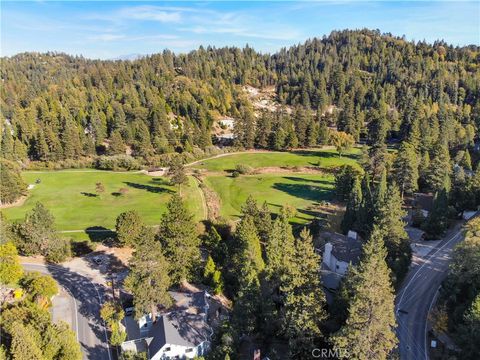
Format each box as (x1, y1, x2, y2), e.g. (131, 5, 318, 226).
(319, 231, 362, 303)
(322, 231, 362, 277)
(121, 290, 212, 359)
(412, 193, 434, 217)
(218, 117, 235, 129)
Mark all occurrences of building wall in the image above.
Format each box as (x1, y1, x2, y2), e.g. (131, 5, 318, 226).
(151, 341, 209, 360)
(323, 242, 349, 276)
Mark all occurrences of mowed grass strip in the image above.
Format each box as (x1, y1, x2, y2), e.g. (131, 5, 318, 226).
(4, 171, 204, 231)
(191, 148, 361, 172)
(204, 173, 335, 224)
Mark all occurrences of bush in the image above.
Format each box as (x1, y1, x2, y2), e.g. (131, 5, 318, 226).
(231, 170, 240, 178)
(45, 237, 71, 263)
(95, 155, 142, 171)
(234, 164, 252, 175)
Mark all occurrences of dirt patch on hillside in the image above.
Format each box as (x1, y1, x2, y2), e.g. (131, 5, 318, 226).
(193, 175, 221, 220)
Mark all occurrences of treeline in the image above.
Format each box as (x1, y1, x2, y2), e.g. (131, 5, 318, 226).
(1, 29, 478, 165)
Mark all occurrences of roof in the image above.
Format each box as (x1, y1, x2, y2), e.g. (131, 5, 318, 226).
(321, 231, 363, 264)
(405, 226, 425, 242)
(414, 193, 434, 212)
(148, 312, 209, 354)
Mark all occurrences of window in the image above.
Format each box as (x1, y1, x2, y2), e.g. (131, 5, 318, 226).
(164, 347, 171, 352)
(186, 348, 193, 353)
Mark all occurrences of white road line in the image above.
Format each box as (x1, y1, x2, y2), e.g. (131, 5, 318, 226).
(396, 231, 462, 310)
(425, 287, 440, 360)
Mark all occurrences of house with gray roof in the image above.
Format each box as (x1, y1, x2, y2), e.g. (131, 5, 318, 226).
(121, 290, 212, 359)
(318, 231, 363, 303)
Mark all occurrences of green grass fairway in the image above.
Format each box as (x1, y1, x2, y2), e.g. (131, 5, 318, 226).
(192, 148, 361, 172)
(204, 173, 335, 224)
(4, 171, 204, 234)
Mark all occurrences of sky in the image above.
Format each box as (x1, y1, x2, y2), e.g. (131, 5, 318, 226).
(1, 1, 479, 59)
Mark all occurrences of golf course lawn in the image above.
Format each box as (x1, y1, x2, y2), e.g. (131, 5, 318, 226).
(204, 173, 335, 224)
(4, 170, 204, 233)
(191, 148, 361, 172)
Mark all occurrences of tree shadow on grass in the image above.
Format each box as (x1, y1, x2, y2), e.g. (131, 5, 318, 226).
(282, 176, 333, 185)
(272, 182, 333, 202)
(123, 181, 174, 194)
(85, 226, 116, 242)
(291, 149, 360, 161)
(81, 192, 98, 197)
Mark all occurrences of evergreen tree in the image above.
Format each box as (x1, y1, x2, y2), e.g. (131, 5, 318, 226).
(426, 140, 452, 192)
(115, 210, 144, 246)
(157, 194, 200, 283)
(393, 141, 419, 196)
(341, 177, 363, 234)
(422, 188, 450, 238)
(108, 130, 126, 155)
(456, 294, 480, 359)
(355, 174, 375, 236)
(125, 227, 173, 319)
(333, 227, 397, 360)
(375, 184, 411, 284)
(232, 215, 264, 276)
(281, 228, 326, 356)
(0, 159, 27, 205)
(168, 157, 188, 187)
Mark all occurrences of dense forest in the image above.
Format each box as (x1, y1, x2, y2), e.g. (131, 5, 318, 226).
(1, 29, 478, 166)
(1, 29, 480, 359)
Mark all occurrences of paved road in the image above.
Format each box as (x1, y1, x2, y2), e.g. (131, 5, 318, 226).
(396, 222, 469, 360)
(22, 263, 112, 360)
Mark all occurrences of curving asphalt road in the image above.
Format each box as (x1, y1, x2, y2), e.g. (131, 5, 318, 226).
(22, 263, 112, 360)
(395, 217, 475, 360)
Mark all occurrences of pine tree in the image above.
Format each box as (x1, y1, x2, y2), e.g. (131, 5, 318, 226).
(125, 227, 172, 319)
(422, 188, 450, 238)
(456, 294, 480, 359)
(108, 130, 126, 155)
(393, 141, 419, 196)
(461, 149, 472, 171)
(282, 228, 326, 356)
(232, 266, 261, 338)
(426, 140, 452, 192)
(232, 215, 264, 275)
(375, 184, 411, 284)
(355, 174, 374, 236)
(115, 210, 144, 246)
(0, 159, 27, 205)
(341, 177, 363, 234)
(168, 157, 188, 187)
(157, 194, 200, 283)
(10, 322, 44, 360)
(333, 227, 397, 360)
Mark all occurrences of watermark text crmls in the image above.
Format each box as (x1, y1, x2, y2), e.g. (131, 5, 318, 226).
(311, 348, 349, 358)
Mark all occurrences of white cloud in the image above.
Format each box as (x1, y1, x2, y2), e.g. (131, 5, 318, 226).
(90, 34, 126, 42)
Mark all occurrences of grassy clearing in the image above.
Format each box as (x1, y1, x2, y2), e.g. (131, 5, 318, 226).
(204, 173, 335, 224)
(4, 171, 203, 235)
(192, 148, 361, 172)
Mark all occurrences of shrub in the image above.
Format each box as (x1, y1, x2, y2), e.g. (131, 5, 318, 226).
(95, 155, 142, 171)
(234, 164, 252, 175)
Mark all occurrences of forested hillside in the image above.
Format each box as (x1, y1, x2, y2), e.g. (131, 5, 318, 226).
(1, 29, 479, 165)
